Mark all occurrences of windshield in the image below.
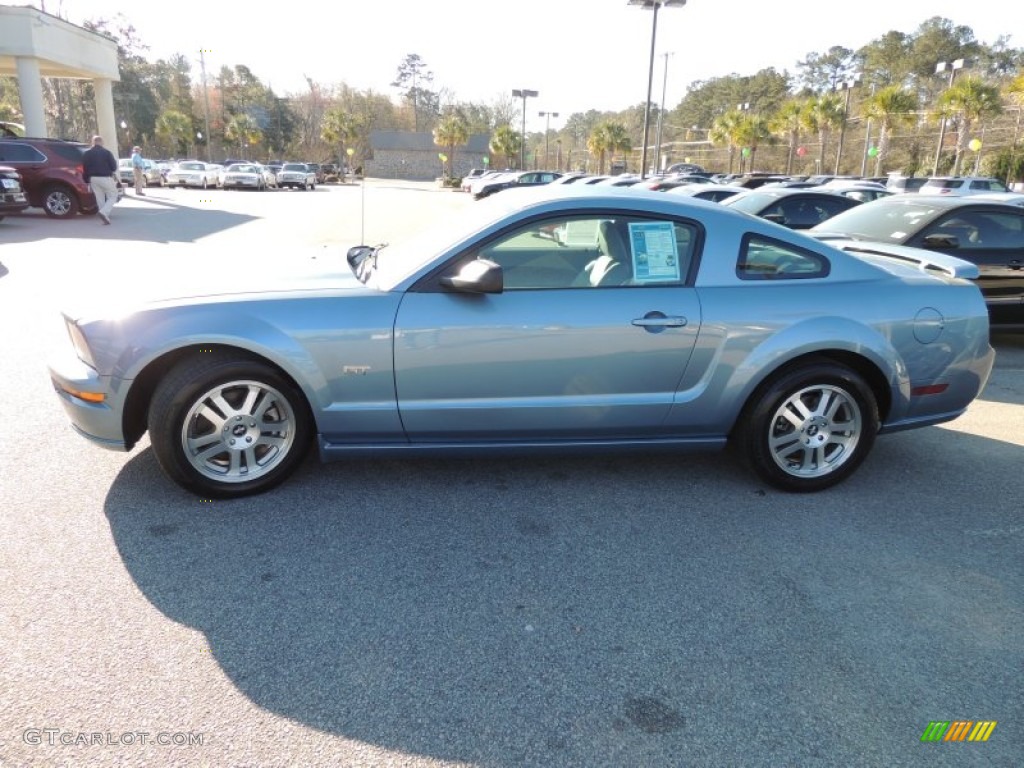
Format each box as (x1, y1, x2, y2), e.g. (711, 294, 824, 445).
(227, 164, 257, 172)
(809, 200, 944, 241)
(178, 162, 204, 171)
(723, 191, 779, 214)
(360, 195, 530, 290)
(282, 163, 306, 171)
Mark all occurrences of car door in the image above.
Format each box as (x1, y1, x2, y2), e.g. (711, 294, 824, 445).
(912, 207, 1024, 324)
(393, 212, 703, 441)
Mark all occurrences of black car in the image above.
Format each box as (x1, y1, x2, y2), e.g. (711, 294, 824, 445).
(0, 164, 30, 221)
(723, 188, 862, 230)
(473, 170, 561, 200)
(810, 195, 1024, 327)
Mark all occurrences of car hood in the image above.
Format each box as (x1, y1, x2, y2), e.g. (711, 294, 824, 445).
(63, 251, 374, 324)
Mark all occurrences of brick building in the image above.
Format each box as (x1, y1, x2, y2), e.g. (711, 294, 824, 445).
(365, 131, 491, 181)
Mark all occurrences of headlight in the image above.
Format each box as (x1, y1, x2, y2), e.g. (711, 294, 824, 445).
(66, 320, 96, 369)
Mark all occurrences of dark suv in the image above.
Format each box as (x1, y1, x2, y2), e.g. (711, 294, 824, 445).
(0, 165, 30, 221)
(0, 137, 106, 218)
(305, 162, 325, 184)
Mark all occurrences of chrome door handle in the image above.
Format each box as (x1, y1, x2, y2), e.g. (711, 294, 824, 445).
(631, 316, 687, 328)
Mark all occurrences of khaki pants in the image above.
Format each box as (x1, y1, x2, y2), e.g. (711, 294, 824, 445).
(133, 167, 145, 193)
(89, 176, 118, 218)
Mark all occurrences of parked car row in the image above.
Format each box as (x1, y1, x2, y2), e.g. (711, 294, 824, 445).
(163, 160, 318, 191)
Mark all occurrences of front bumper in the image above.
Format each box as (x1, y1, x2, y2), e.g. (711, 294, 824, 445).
(48, 350, 130, 451)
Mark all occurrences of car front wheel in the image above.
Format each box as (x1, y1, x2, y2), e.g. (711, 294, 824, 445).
(735, 360, 878, 492)
(148, 352, 313, 497)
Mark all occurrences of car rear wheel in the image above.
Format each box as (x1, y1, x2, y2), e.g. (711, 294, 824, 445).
(148, 352, 313, 498)
(42, 184, 79, 218)
(734, 360, 878, 492)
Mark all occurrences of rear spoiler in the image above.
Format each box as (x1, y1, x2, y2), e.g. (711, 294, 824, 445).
(816, 236, 980, 279)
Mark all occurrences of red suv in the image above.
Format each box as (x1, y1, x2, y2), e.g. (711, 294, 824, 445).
(0, 136, 117, 218)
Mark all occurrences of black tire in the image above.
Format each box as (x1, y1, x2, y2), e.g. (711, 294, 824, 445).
(42, 184, 80, 218)
(734, 360, 878, 492)
(147, 352, 313, 498)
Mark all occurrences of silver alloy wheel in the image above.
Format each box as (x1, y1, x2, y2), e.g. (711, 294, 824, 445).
(180, 379, 297, 483)
(767, 384, 862, 478)
(45, 189, 73, 216)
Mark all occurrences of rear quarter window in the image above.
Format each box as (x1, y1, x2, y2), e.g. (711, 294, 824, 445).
(737, 234, 831, 280)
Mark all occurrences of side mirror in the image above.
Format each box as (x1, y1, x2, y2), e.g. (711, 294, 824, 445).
(440, 259, 503, 294)
(346, 245, 373, 266)
(921, 233, 959, 249)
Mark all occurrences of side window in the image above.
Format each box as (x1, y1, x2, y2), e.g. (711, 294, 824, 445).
(473, 215, 698, 290)
(972, 212, 1024, 249)
(928, 213, 987, 249)
(0, 143, 45, 162)
(737, 234, 831, 280)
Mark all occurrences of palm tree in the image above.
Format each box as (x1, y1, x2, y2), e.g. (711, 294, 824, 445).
(770, 100, 805, 175)
(155, 109, 192, 158)
(799, 94, 845, 174)
(489, 125, 520, 169)
(709, 111, 744, 174)
(432, 109, 469, 178)
(586, 124, 611, 174)
(861, 86, 919, 176)
(937, 77, 1003, 175)
(224, 114, 262, 159)
(603, 122, 632, 172)
(321, 107, 359, 172)
(735, 114, 773, 172)
(587, 121, 630, 174)
(1006, 73, 1024, 183)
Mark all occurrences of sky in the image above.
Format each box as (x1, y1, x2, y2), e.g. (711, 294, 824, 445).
(22, 0, 1014, 129)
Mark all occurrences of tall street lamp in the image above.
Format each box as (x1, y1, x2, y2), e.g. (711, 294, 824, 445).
(512, 89, 538, 170)
(539, 110, 559, 169)
(933, 58, 964, 175)
(833, 74, 861, 175)
(629, 0, 687, 180)
(654, 51, 674, 174)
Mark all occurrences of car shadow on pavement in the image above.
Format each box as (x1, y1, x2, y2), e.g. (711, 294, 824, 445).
(103, 429, 1024, 766)
(3, 199, 257, 244)
(981, 335, 1024, 406)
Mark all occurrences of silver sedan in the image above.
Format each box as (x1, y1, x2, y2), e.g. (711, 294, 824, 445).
(49, 187, 993, 497)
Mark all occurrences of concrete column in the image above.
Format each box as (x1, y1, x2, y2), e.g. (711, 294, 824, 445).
(93, 78, 117, 151)
(15, 56, 46, 137)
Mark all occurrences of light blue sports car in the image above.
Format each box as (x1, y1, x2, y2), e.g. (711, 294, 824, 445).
(49, 187, 994, 497)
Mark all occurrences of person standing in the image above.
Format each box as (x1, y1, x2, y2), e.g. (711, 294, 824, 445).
(130, 145, 146, 196)
(82, 135, 118, 225)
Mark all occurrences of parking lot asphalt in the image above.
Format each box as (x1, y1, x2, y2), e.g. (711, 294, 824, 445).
(0, 183, 1021, 767)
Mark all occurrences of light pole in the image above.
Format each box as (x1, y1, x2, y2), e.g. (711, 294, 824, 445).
(512, 89, 538, 170)
(736, 103, 750, 172)
(629, 0, 687, 180)
(119, 120, 127, 156)
(932, 58, 964, 175)
(654, 51, 674, 174)
(539, 110, 559, 169)
(195, 131, 202, 160)
(833, 74, 861, 175)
